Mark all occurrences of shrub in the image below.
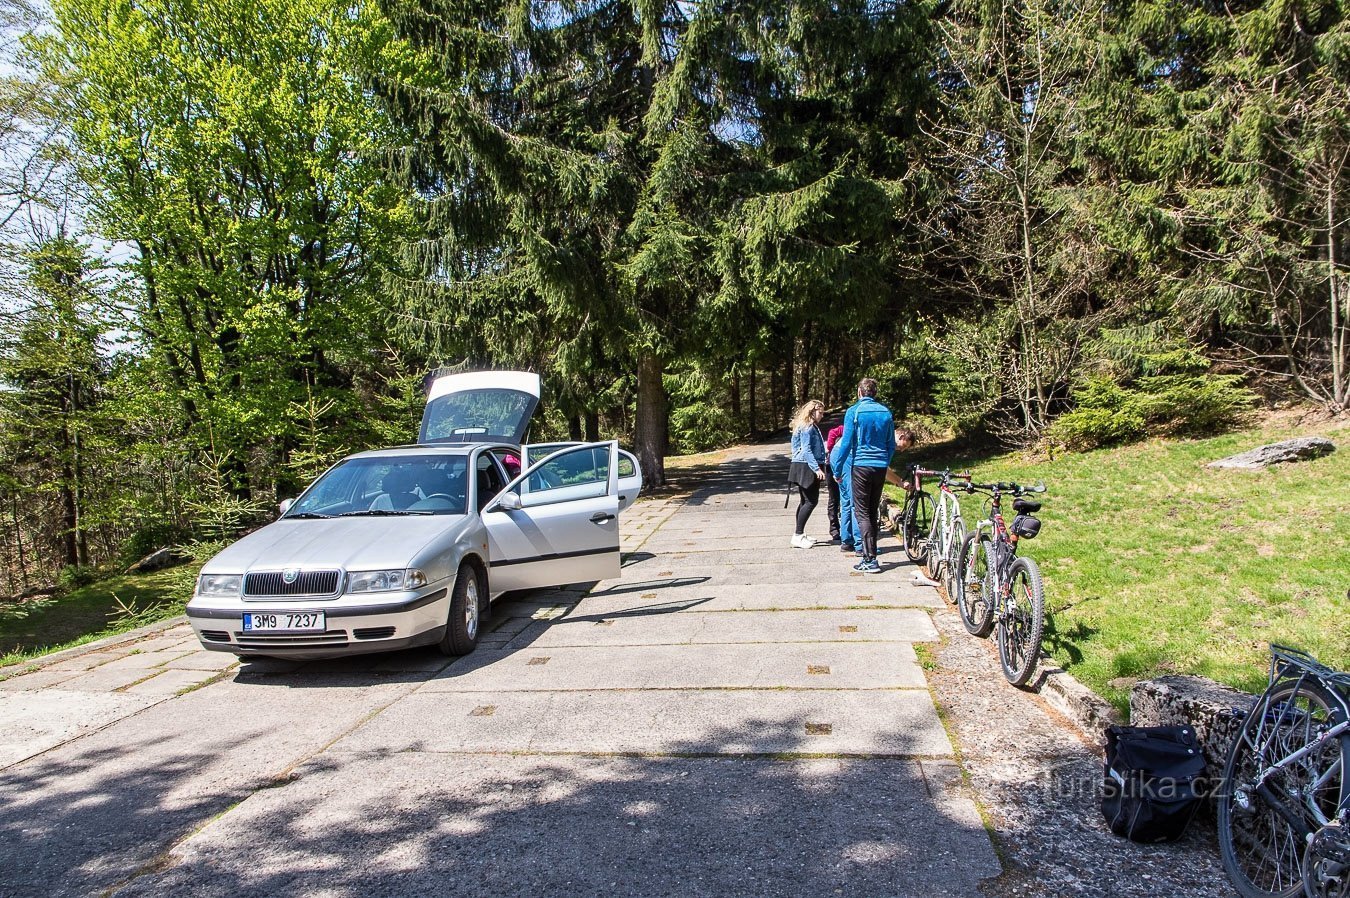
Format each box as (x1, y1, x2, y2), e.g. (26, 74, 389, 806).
(1049, 338, 1256, 450)
(58, 565, 98, 589)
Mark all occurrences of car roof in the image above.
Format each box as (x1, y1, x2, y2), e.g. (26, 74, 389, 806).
(344, 444, 507, 461)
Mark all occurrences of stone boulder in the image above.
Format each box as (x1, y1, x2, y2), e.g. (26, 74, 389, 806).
(1130, 675, 1258, 780)
(1208, 437, 1335, 470)
(126, 546, 191, 574)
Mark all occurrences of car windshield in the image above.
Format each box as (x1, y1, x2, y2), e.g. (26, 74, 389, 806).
(286, 455, 470, 517)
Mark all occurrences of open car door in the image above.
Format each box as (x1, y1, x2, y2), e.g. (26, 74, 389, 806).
(482, 442, 620, 594)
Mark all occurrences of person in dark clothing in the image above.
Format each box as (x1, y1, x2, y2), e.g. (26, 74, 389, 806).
(824, 424, 845, 542)
(829, 378, 895, 573)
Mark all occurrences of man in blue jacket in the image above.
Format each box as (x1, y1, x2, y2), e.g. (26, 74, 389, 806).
(829, 377, 895, 573)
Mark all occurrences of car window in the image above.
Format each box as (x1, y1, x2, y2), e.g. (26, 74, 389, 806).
(529, 446, 605, 489)
(287, 455, 469, 517)
(518, 445, 609, 506)
(523, 442, 572, 467)
(422, 389, 535, 443)
(618, 454, 635, 478)
(475, 454, 507, 511)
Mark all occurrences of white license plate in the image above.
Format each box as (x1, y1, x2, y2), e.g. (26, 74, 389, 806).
(241, 611, 326, 632)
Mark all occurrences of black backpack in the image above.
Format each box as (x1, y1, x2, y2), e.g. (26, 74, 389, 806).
(1102, 725, 1206, 842)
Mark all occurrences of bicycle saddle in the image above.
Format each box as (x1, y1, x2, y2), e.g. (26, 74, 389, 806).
(1013, 498, 1042, 513)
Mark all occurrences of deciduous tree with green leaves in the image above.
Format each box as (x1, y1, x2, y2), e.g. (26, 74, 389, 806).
(36, 0, 420, 499)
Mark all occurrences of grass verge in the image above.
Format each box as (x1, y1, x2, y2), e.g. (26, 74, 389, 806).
(887, 414, 1350, 715)
(0, 564, 199, 667)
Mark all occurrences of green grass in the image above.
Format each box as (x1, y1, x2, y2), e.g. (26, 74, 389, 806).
(0, 565, 198, 667)
(889, 415, 1350, 715)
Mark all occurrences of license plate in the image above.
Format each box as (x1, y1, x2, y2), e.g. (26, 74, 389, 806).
(241, 611, 326, 632)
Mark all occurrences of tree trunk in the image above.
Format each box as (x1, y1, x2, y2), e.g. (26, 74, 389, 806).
(568, 415, 583, 441)
(635, 351, 667, 487)
(730, 369, 741, 420)
(12, 495, 29, 589)
(585, 411, 599, 442)
(748, 366, 757, 438)
(1329, 174, 1346, 409)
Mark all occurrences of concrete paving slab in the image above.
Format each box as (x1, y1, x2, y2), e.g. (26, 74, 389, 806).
(0, 676, 419, 898)
(620, 547, 911, 576)
(422, 643, 924, 692)
(123, 668, 222, 696)
(334, 688, 952, 756)
(504, 608, 938, 650)
(0, 666, 82, 691)
(566, 582, 940, 613)
(93, 650, 191, 672)
(0, 690, 159, 767)
(37, 651, 125, 672)
(114, 754, 998, 898)
(50, 664, 181, 693)
(595, 560, 917, 589)
(162, 651, 243, 671)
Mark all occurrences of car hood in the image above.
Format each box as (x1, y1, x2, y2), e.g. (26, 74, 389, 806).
(202, 516, 467, 573)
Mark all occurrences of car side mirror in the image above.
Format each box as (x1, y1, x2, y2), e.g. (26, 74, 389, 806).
(491, 492, 522, 512)
(278, 498, 295, 516)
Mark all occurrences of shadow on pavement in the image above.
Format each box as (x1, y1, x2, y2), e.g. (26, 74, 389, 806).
(9, 716, 996, 898)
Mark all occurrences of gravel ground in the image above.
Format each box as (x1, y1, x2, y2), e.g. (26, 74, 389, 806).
(922, 600, 1235, 898)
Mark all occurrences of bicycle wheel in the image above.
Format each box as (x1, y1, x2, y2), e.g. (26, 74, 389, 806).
(903, 491, 935, 565)
(997, 555, 1045, 686)
(941, 519, 967, 602)
(955, 532, 994, 637)
(1218, 679, 1350, 898)
(924, 503, 946, 580)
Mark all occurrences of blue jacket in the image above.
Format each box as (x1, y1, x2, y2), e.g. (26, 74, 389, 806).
(829, 397, 895, 470)
(790, 424, 827, 471)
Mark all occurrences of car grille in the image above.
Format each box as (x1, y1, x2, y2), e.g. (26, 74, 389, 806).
(200, 630, 231, 643)
(353, 626, 397, 640)
(233, 629, 350, 647)
(243, 570, 341, 597)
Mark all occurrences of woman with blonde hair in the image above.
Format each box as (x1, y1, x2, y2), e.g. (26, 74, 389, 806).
(786, 399, 827, 548)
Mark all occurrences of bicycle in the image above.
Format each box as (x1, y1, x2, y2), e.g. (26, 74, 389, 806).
(1217, 644, 1349, 898)
(914, 468, 973, 592)
(897, 465, 936, 568)
(953, 480, 1047, 686)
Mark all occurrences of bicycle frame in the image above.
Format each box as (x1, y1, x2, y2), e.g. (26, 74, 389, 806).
(970, 486, 1018, 592)
(921, 469, 971, 572)
(1235, 648, 1350, 834)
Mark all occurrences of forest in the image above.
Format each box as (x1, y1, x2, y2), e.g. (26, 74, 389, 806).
(0, 0, 1346, 594)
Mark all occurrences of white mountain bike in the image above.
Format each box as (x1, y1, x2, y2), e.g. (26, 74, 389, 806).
(914, 468, 973, 596)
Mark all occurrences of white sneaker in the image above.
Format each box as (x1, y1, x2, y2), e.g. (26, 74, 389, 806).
(790, 534, 816, 549)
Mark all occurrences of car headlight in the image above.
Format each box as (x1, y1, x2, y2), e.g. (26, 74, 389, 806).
(196, 574, 242, 597)
(346, 569, 427, 593)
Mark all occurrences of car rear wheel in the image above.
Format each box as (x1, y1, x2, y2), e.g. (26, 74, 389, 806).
(438, 564, 482, 656)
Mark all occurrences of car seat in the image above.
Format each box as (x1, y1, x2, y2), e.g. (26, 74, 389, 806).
(370, 467, 421, 510)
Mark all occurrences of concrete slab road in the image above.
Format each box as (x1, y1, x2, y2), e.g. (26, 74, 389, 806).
(0, 443, 1000, 898)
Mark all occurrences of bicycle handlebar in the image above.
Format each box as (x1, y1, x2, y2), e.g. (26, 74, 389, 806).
(912, 467, 973, 481)
(964, 480, 1047, 496)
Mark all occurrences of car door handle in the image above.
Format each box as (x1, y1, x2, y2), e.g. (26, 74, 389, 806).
(590, 512, 615, 524)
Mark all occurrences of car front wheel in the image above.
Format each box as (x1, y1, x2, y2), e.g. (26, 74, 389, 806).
(438, 564, 482, 656)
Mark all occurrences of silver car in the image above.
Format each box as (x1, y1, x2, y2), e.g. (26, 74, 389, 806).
(185, 372, 642, 659)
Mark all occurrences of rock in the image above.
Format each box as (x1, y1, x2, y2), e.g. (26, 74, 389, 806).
(1130, 675, 1258, 781)
(1208, 437, 1335, 469)
(126, 547, 190, 574)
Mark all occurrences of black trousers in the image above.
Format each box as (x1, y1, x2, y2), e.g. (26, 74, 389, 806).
(824, 460, 840, 539)
(795, 478, 821, 534)
(852, 465, 887, 559)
